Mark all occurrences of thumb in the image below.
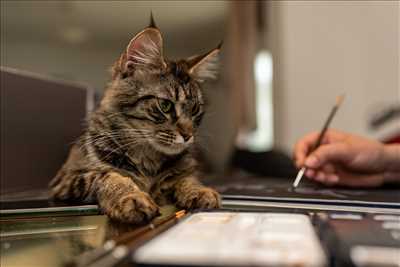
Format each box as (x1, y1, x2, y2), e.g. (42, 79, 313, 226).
(305, 143, 350, 168)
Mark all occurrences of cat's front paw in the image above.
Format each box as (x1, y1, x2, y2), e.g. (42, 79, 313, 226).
(107, 191, 160, 224)
(176, 187, 221, 210)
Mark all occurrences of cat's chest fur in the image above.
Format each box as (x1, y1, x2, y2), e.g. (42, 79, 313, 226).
(114, 145, 192, 189)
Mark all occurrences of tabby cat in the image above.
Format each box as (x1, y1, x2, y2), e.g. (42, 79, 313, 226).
(49, 17, 221, 223)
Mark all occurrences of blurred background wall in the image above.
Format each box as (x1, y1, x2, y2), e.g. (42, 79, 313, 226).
(270, 1, 400, 152)
(0, 1, 226, 89)
(1, 1, 235, 173)
(1, 0, 399, 174)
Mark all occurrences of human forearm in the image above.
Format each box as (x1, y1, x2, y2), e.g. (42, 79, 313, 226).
(383, 144, 400, 171)
(383, 144, 400, 184)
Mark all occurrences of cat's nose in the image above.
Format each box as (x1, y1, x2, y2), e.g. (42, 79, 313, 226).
(177, 120, 193, 142)
(181, 133, 192, 142)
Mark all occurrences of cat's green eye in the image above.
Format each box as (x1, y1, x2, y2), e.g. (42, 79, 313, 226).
(159, 99, 174, 113)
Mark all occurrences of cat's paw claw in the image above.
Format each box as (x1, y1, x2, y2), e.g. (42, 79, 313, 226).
(109, 192, 160, 224)
(177, 187, 221, 210)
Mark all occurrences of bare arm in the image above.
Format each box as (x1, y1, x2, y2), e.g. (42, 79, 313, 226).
(382, 145, 400, 183)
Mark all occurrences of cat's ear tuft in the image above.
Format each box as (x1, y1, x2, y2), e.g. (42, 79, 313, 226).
(187, 42, 222, 82)
(149, 11, 157, 28)
(125, 27, 167, 71)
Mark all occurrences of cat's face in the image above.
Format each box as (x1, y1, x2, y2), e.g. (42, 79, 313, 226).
(104, 23, 220, 155)
(117, 67, 206, 155)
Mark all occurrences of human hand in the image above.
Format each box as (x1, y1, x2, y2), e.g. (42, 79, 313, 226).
(293, 129, 399, 188)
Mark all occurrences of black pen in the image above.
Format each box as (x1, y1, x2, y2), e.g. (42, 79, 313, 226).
(292, 95, 345, 188)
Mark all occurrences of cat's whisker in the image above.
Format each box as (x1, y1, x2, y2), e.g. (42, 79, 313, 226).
(81, 133, 139, 147)
(100, 138, 144, 161)
(81, 136, 147, 153)
(157, 139, 173, 146)
(157, 133, 175, 139)
(92, 133, 150, 146)
(192, 133, 210, 151)
(195, 141, 210, 153)
(157, 137, 174, 142)
(157, 137, 174, 144)
(83, 129, 152, 141)
(82, 130, 128, 139)
(122, 130, 153, 135)
(156, 133, 175, 139)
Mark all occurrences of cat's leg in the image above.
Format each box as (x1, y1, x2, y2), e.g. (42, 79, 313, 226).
(50, 168, 103, 202)
(173, 176, 221, 210)
(95, 171, 160, 223)
(51, 169, 159, 223)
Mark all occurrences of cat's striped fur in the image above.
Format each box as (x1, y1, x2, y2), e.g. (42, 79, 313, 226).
(49, 19, 221, 223)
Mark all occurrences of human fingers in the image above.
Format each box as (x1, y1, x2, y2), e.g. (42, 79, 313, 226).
(293, 132, 321, 167)
(305, 169, 328, 183)
(324, 173, 340, 186)
(314, 171, 327, 183)
(304, 143, 350, 169)
(304, 169, 339, 186)
(322, 163, 336, 174)
(304, 161, 336, 179)
(314, 164, 338, 184)
(293, 130, 342, 167)
(305, 168, 316, 179)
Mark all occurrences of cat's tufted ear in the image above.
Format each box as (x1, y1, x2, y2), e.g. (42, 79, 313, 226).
(124, 23, 167, 72)
(187, 42, 222, 82)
